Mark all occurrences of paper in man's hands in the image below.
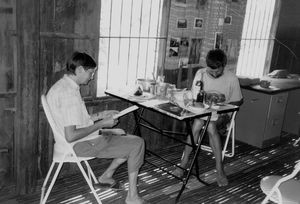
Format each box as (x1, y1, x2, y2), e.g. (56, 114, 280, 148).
(102, 128, 126, 136)
(112, 105, 139, 119)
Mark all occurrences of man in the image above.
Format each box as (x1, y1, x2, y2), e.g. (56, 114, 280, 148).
(173, 49, 243, 186)
(46, 52, 147, 204)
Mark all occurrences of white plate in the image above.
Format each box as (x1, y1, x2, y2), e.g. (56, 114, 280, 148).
(129, 92, 155, 101)
(188, 106, 208, 113)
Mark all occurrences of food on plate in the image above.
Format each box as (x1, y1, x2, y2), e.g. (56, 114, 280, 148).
(205, 92, 225, 104)
(134, 86, 143, 96)
(193, 102, 205, 108)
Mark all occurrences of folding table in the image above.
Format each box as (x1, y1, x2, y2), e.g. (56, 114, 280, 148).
(105, 89, 239, 203)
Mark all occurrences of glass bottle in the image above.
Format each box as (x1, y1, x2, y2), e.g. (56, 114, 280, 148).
(196, 80, 204, 103)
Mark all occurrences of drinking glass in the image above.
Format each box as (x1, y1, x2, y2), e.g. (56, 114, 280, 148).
(183, 90, 193, 108)
(204, 92, 212, 108)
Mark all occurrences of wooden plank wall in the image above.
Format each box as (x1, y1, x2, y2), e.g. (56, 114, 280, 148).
(38, 0, 101, 177)
(0, 0, 16, 190)
(1, 0, 177, 195)
(15, 0, 40, 194)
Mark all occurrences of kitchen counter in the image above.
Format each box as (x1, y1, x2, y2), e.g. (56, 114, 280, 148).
(236, 77, 300, 148)
(241, 77, 300, 94)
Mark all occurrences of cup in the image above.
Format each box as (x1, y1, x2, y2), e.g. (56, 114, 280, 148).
(155, 82, 167, 97)
(136, 79, 156, 92)
(203, 92, 212, 108)
(166, 84, 176, 99)
(183, 90, 193, 107)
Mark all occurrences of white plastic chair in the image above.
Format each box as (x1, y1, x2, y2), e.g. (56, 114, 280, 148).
(40, 95, 102, 204)
(260, 160, 300, 204)
(201, 110, 237, 160)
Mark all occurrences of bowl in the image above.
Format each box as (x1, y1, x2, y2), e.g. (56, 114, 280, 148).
(259, 80, 271, 88)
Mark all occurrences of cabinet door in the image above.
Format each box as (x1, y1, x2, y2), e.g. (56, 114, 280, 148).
(264, 93, 288, 140)
(282, 89, 300, 135)
(236, 89, 270, 148)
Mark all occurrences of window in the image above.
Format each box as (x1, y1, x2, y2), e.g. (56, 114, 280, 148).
(236, 0, 280, 78)
(97, 0, 168, 96)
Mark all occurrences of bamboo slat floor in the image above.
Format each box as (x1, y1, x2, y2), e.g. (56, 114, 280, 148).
(1, 132, 300, 204)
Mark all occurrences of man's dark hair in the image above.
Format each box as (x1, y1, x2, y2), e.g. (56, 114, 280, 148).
(66, 52, 97, 74)
(206, 49, 227, 69)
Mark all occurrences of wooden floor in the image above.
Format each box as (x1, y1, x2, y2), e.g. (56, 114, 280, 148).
(1, 133, 300, 204)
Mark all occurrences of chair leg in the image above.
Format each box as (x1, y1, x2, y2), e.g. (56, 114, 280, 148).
(84, 160, 99, 184)
(40, 162, 55, 204)
(222, 112, 236, 160)
(76, 161, 102, 204)
(222, 122, 235, 160)
(231, 123, 235, 157)
(40, 162, 64, 204)
(293, 123, 300, 146)
(262, 186, 282, 204)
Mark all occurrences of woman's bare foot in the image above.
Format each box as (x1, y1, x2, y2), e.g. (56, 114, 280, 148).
(172, 167, 184, 178)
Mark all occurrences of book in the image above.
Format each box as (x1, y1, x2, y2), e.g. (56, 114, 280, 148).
(113, 105, 139, 119)
(154, 102, 196, 120)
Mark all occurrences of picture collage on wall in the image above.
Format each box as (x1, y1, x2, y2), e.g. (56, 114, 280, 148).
(169, 37, 202, 65)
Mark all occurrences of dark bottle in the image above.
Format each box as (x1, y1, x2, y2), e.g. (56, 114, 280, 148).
(196, 80, 204, 103)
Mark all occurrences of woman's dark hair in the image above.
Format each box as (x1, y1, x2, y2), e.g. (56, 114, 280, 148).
(206, 49, 227, 69)
(66, 52, 97, 74)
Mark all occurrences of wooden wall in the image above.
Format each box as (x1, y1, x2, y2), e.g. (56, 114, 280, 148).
(0, 0, 16, 191)
(0, 0, 177, 195)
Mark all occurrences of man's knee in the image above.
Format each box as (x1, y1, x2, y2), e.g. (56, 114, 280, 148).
(207, 122, 219, 136)
(135, 136, 145, 148)
(127, 135, 145, 150)
(193, 119, 204, 131)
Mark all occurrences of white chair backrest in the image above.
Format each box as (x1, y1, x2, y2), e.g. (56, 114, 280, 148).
(41, 94, 75, 156)
(41, 95, 63, 138)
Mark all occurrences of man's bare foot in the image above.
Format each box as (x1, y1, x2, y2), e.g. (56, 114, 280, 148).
(98, 175, 115, 185)
(172, 167, 184, 178)
(216, 174, 228, 187)
(125, 196, 149, 204)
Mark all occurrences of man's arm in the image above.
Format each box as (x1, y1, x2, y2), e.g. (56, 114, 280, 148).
(64, 117, 118, 143)
(229, 98, 243, 107)
(228, 75, 243, 107)
(90, 110, 119, 121)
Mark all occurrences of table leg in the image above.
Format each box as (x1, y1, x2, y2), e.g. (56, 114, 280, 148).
(175, 115, 211, 203)
(133, 109, 144, 136)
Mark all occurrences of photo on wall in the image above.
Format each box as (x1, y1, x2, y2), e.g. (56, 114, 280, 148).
(178, 37, 189, 57)
(188, 38, 202, 64)
(224, 39, 239, 63)
(224, 16, 232, 25)
(214, 32, 223, 49)
(177, 19, 187, 29)
(194, 18, 203, 28)
(169, 37, 180, 57)
(174, 0, 187, 7)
